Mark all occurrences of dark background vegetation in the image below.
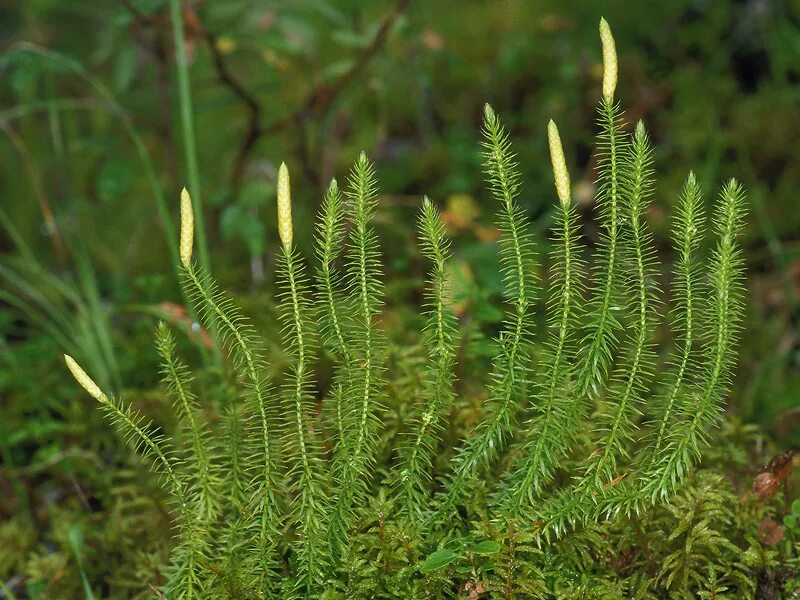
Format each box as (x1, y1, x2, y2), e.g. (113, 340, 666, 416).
(1, 0, 799, 597)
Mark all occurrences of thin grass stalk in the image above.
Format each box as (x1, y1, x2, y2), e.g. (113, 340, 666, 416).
(10, 43, 179, 271)
(168, 0, 210, 273)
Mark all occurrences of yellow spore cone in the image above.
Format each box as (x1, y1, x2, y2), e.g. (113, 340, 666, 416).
(547, 120, 571, 207)
(599, 18, 618, 101)
(64, 354, 106, 402)
(277, 162, 293, 247)
(180, 188, 194, 267)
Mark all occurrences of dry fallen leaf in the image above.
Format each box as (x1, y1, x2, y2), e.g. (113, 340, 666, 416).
(420, 29, 445, 51)
(758, 519, 784, 545)
(753, 471, 779, 501)
(769, 450, 795, 484)
(464, 580, 486, 600)
(604, 473, 628, 490)
(158, 302, 214, 349)
(442, 194, 481, 232)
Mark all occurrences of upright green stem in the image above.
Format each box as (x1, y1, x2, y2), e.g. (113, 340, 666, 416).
(328, 154, 382, 555)
(182, 264, 278, 585)
(592, 197, 648, 486)
(12, 44, 180, 274)
(648, 181, 745, 499)
(589, 122, 654, 488)
(286, 248, 313, 492)
(505, 201, 577, 510)
(650, 175, 702, 459)
(398, 199, 455, 525)
(352, 211, 374, 471)
(282, 243, 325, 594)
(437, 106, 534, 518)
(314, 180, 350, 443)
(577, 98, 622, 399)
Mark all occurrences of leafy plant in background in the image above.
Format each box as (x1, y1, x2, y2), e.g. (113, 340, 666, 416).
(0, 207, 120, 393)
(784, 500, 800, 535)
(63, 19, 755, 599)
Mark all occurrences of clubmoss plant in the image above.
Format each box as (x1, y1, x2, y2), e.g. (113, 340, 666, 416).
(64, 18, 748, 598)
(395, 196, 458, 527)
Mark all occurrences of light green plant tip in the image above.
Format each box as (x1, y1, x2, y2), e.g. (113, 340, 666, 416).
(180, 187, 194, 267)
(64, 354, 106, 402)
(599, 17, 618, 100)
(547, 119, 571, 206)
(277, 161, 293, 247)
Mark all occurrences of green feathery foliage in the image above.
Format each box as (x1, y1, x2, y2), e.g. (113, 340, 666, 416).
(655, 472, 754, 596)
(647, 172, 705, 462)
(155, 322, 221, 525)
(327, 152, 387, 557)
(63, 356, 207, 598)
(181, 261, 282, 594)
(589, 120, 659, 486)
(500, 121, 585, 514)
(62, 17, 752, 599)
(644, 179, 746, 501)
(394, 197, 457, 527)
(435, 104, 537, 520)
(530, 117, 659, 537)
(314, 179, 350, 442)
(576, 96, 628, 401)
(277, 233, 329, 595)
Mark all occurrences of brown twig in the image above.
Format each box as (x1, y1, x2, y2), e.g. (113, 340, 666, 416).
(147, 583, 168, 599)
(278, 0, 411, 129)
(202, 29, 262, 191)
(120, 0, 150, 22)
(119, 0, 180, 186)
(0, 121, 67, 261)
(124, 0, 408, 197)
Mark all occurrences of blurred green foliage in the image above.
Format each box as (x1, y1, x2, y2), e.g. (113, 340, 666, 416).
(2, 0, 800, 597)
